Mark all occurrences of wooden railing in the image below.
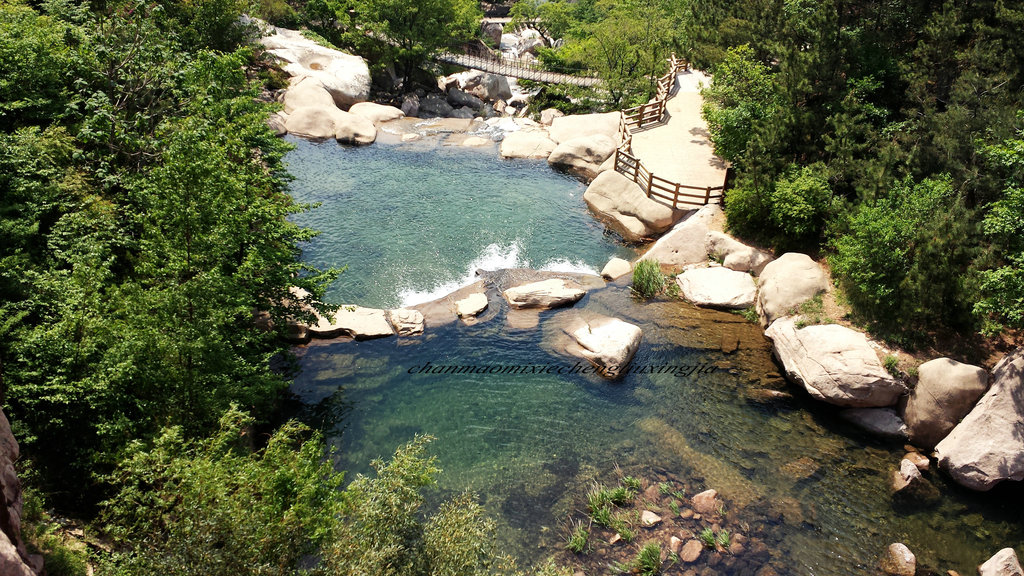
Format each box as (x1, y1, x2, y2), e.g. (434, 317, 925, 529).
(614, 54, 725, 209)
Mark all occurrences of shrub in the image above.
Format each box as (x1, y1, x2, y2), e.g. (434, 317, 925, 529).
(632, 259, 667, 299)
(883, 355, 900, 377)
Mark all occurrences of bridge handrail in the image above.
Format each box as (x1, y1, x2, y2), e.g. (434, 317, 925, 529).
(614, 54, 724, 210)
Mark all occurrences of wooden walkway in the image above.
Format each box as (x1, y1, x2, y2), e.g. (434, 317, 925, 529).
(434, 51, 602, 87)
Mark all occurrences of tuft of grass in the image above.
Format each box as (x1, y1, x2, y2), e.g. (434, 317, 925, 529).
(587, 485, 610, 515)
(621, 476, 642, 493)
(740, 306, 760, 323)
(566, 519, 589, 554)
(668, 500, 681, 516)
(636, 542, 662, 576)
(631, 259, 666, 299)
(612, 516, 635, 543)
(698, 527, 716, 548)
(591, 505, 612, 527)
(883, 354, 900, 377)
(793, 294, 825, 327)
(716, 529, 731, 549)
(657, 482, 673, 495)
(672, 489, 686, 501)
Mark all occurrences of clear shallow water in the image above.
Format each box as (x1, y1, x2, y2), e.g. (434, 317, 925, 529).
(284, 140, 1024, 575)
(284, 135, 634, 308)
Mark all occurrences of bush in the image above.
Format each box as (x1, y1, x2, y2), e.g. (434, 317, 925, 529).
(631, 259, 667, 299)
(830, 176, 980, 338)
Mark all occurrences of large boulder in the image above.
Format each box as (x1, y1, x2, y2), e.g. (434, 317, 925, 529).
(676, 266, 757, 309)
(765, 317, 907, 407)
(418, 94, 455, 118)
(547, 135, 617, 181)
(348, 102, 405, 125)
(267, 111, 288, 136)
(285, 105, 345, 139)
(935, 348, 1024, 491)
(334, 111, 377, 145)
(308, 306, 395, 340)
(903, 357, 988, 449)
(283, 76, 337, 114)
(705, 231, 773, 275)
(455, 70, 512, 102)
(570, 316, 642, 378)
(637, 204, 723, 268)
(583, 170, 683, 242)
(756, 253, 828, 326)
(503, 278, 586, 310)
(548, 112, 620, 144)
(600, 257, 632, 281)
(447, 87, 485, 111)
(499, 131, 557, 159)
(262, 26, 371, 108)
(979, 548, 1024, 576)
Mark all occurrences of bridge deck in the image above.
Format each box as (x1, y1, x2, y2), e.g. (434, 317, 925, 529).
(435, 52, 602, 87)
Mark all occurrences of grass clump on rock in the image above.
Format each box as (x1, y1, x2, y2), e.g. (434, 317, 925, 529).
(632, 259, 667, 299)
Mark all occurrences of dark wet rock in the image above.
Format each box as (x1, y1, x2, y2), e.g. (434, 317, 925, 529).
(892, 458, 940, 503)
(840, 407, 908, 438)
(880, 543, 916, 576)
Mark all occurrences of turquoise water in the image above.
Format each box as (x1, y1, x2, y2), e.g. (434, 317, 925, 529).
(285, 135, 634, 308)
(284, 139, 1024, 575)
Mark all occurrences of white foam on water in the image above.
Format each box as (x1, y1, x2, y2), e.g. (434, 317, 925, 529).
(539, 257, 599, 276)
(397, 242, 529, 307)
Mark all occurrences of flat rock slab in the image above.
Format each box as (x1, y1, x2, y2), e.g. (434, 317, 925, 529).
(309, 306, 394, 340)
(503, 278, 586, 310)
(765, 317, 906, 407)
(676, 266, 757, 309)
(571, 316, 642, 378)
(455, 292, 489, 318)
(936, 347, 1024, 491)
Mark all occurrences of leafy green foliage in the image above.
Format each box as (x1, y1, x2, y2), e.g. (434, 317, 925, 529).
(830, 177, 979, 336)
(701, 45, 779, 166)
(725, 163, 836, 250)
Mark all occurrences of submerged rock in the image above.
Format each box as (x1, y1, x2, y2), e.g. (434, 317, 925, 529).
(891, 458, 939, 503)
(935, 347, 1024, 491)
(503, 278, 587, 310)
(680, 539, 703, 563)
(691, 488, 720, 515)
(676, 266, 757, 310)
(756, 253, 827, 326)
(765, 317, 906, 407)
(880, 543, 916, 576)
(979, 548, 1024, 576)
(904, 357, 988, 449)
(570, 316, 642, 378)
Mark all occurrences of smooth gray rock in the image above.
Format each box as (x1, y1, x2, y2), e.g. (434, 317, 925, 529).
(756, 253, 828, 326)
(904, 357, 988, 449)
(676, 266, 757, 310)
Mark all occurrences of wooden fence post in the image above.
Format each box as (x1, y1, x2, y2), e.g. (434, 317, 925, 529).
(704, 187, 711, 204)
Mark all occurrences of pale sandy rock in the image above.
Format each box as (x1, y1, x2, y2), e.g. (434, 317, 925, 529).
(334, 111, 377, 145)
(936, 348, 1024, 491)
(499, 131, 557, 159)
(348, 102, 405, 125)
(308, 306, 394, 340)
(691, 489, 719, 514)
(583, 170, 684, 242)
(840, 407, 908, 438)
(540, 108, 564, 125)
(283, 76, 337, 114)
(669, 536, 682, 555)
(402, 133, 421, 142)
(756, 253, 828, 326)
(765, 317, 907, 407)
(503, 278, 586, 310)
(890, 458, 938, 502)
(705, 231, 773, 275)
(904, 357, 988, 449)
(680, 539, 703, 562)
(571, 316, 642, 377)
(640, 510, 662, 526)
(455, 292, 488, 318)
(285, 105, 345, 139)
(880, 543, 916, 576)
(547, 135, 617, 181)
(637, 204, 723, 268)
(676, 266, 757, 309)
(387, 308, 424, 336)
(262, 27, 370, 107)
(600, 257, 632, 280)
(461, 136, 492, 147)
(267, 111, 288, 136)
(0, 409, 44, 576)
(549, 112, 620, 144)
(979, 548, 1024, 576)
(904, 451, 930, 471)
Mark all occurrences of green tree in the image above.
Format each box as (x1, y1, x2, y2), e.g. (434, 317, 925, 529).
(700, 44, 779, 166)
